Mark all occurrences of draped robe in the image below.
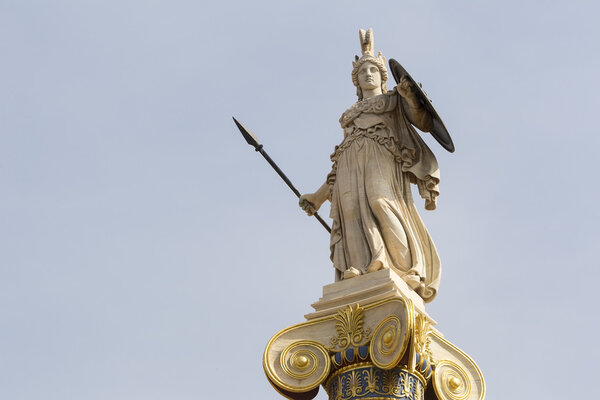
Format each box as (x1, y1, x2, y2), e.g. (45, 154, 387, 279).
(327, 91, 441, 302)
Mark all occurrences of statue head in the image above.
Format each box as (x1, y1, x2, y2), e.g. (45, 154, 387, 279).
(352, 28, 388, 100)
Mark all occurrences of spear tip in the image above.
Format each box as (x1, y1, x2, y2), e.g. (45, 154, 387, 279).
(232, 116, 260, 149)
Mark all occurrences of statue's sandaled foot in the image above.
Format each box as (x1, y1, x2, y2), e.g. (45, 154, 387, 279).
(403, 274, 421, 290)
(366, 260, 385, 273)
(343, 267, 361, 279)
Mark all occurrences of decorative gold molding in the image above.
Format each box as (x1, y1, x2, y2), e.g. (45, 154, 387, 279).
(275, 340, 331, 392)
(280, 341, 321, 379)
(330, 304, 371, 351)
(325, 362, 426, 400)
(433, 360, 471, 400)
(414, 313, 433, 362)
(369, 315, 409, 369)
(264, 298, 414, 396)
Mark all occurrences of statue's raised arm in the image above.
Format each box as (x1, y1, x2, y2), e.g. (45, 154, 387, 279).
(300, 28, 454, 303)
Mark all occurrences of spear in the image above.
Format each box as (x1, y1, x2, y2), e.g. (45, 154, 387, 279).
(233, 117, 332, 233)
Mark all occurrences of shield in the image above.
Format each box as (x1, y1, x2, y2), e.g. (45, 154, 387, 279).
(389, 58, 455, 153)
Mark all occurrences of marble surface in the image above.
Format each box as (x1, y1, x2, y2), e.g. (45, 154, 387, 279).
(305, 268, 435, 324)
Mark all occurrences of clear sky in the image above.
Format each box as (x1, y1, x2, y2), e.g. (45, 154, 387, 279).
(1, 1, 599, 399)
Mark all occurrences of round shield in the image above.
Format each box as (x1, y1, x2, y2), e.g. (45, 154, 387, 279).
(389, 58, 455, 153)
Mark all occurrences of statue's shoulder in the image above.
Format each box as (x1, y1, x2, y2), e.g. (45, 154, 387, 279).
(339, 101, 361, 127)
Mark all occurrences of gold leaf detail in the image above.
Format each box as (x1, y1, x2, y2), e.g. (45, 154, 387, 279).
(330, 304, 371, 350)
(414, 314, 433, 362)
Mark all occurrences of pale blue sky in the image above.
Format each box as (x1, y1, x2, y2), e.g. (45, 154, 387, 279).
(1, 1, 599, 399)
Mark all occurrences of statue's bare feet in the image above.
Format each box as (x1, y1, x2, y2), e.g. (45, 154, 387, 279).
(343, 267, 361, 279)
(366, 260, 384, 273)
(403, 274, 421, 290)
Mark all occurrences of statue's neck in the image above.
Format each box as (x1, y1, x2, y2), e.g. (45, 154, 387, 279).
(362, 87, 382, 99)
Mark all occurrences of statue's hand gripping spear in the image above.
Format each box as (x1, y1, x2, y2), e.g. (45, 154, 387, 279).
(233, 117, 332, 233)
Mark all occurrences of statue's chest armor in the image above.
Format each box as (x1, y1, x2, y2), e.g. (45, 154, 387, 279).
(339, 93, 397, 129)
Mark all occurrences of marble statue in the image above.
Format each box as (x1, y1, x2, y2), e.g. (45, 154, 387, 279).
(299, 29, 443, 303)
(262, 30, 484, 400)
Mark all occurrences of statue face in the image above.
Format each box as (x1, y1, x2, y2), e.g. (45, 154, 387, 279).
(357, 62, 381, 90)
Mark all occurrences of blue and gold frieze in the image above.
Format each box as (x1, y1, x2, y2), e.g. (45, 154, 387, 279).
(325, 363, 425, 400)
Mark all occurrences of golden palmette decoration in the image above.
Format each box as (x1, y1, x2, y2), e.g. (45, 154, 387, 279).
(330, 304, 371, 350)
(400, 371, 414, 398)
(414, 314, 433, 362)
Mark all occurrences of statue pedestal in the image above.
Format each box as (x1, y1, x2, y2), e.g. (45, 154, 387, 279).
(263, 269, 485, 400)
(306, 269, 435, 325)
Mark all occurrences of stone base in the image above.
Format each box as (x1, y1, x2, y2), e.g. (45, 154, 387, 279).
(305, 268, 436, 325)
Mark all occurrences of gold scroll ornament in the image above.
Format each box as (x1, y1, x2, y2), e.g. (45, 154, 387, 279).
(263, 298, 411, 394)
